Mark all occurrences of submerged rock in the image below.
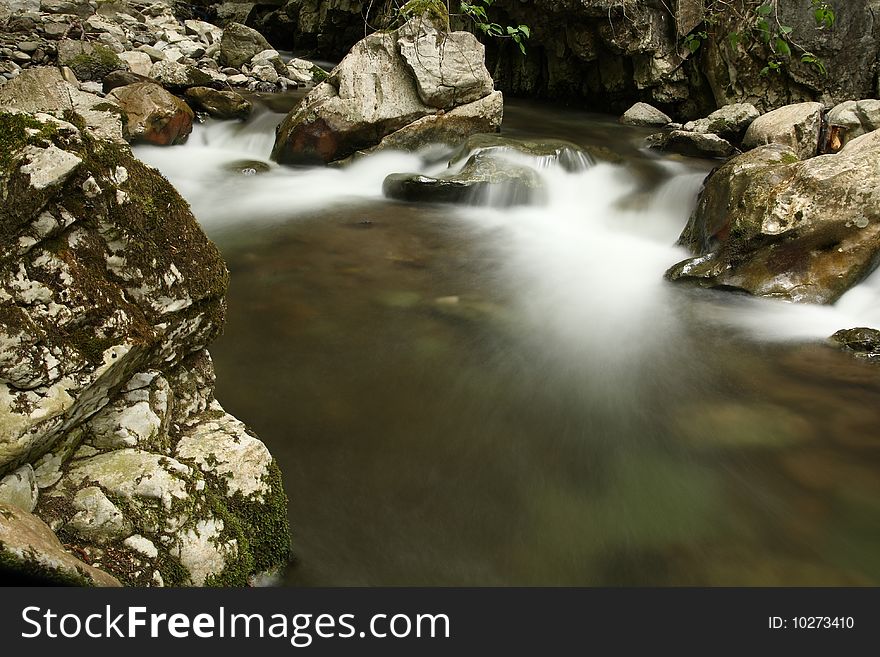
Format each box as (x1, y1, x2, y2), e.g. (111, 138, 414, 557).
(667, 132, 880, 304)
(447, 134, 600, 171)
(271, 15, 502, 165)
(384, 152, 545, 207)
(830, 328, 880, 359)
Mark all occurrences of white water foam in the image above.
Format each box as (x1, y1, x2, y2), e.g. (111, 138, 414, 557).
(135, 111, 880, 345)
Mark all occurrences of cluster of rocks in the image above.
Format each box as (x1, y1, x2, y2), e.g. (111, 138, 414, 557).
(624, 98, 880, 162)
(0, 13, 292, 584)
(0, 1, 328, 139)
(271, 15, 504, 165)
(622, 96, 880, 311)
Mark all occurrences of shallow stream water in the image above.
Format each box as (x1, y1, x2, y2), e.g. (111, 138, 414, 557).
(135, 96, 880, 586)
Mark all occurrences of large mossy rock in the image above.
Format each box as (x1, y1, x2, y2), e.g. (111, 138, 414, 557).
(271, 15, 503, 165)
(0, 93, 291, 585)
(57, 39, 128, 82)
(667, 131, 880, 304)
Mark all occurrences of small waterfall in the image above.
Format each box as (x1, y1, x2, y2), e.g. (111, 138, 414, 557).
(135, 106, 880, 341)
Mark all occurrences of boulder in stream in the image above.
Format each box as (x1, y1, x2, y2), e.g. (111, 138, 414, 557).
(185, 86, 252, 121)
(108, 81, 194, 145)
(830, 327, 880, 359)
(271, 15, 503, 165)
(667, 130, 880, 304)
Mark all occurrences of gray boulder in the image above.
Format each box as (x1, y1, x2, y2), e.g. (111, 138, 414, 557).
(219, 22, 272, 69)
(185, 87, 252, 120)
(667, 131, 880, 304)
(148, 60, 214, 91)
(397, 17, 495, 109)
(271, 16, 502, 165)
(826, 100, 880, 146)
(683, 103, 759, 143)
(0, 502, 121, 585)
(742, 102, 824, 160)
(620, 102, 671, 127)
(650, 130, 739, 159)
(57, 39, 127, 82)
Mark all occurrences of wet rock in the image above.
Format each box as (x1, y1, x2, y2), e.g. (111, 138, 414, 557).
(108, 81, 194, 145)
(219, 21, 271, 69)
(667, 132, 880, 304)
(650, 130, 739, 159)
(384, 151, 545, 208)
(742, 102, 824, 160)
(223, 159, 271, 176)
(620, 102, 671, 127)
(0, 502, 120, 585)
(271, 16, 502, 165)
(447, 134, 599, 171)
(830, 327, 880, 359)
(184, 86, 252, 121)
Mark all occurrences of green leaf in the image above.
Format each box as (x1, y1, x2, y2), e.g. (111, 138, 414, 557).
(756, 18, 771, 42)
(779, 24, 793, 35)
(518, 25, 530, 38)
(756, 4, 773, 16)
(775, 38, 791, 56)
(728, 31, 741, 49)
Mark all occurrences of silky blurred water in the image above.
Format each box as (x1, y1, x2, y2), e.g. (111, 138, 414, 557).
(135, 97, 880, 586)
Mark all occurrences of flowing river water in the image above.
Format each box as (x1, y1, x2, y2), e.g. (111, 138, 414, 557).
(135, 95, 880, 586)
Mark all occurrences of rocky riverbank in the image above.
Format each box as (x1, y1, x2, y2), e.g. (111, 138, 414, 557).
(0, 1, 294, 586)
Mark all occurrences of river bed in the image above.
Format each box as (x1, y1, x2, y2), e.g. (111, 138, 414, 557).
(135, 96, 880, 586)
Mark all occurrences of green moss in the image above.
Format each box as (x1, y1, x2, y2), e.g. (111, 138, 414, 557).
(399, 0, 449, 27)
(0, 112, 58, 172)
(310, 64, 330, 84)
(67, 44, 125, 82)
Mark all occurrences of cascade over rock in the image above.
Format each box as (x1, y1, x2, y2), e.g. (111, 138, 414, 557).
(667, 131, 880, 304)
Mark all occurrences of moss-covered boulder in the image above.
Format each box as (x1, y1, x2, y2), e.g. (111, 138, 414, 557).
(667, 131, 880, 304)
(57, 39, 128, 82)
(0, 104, 291, 585)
